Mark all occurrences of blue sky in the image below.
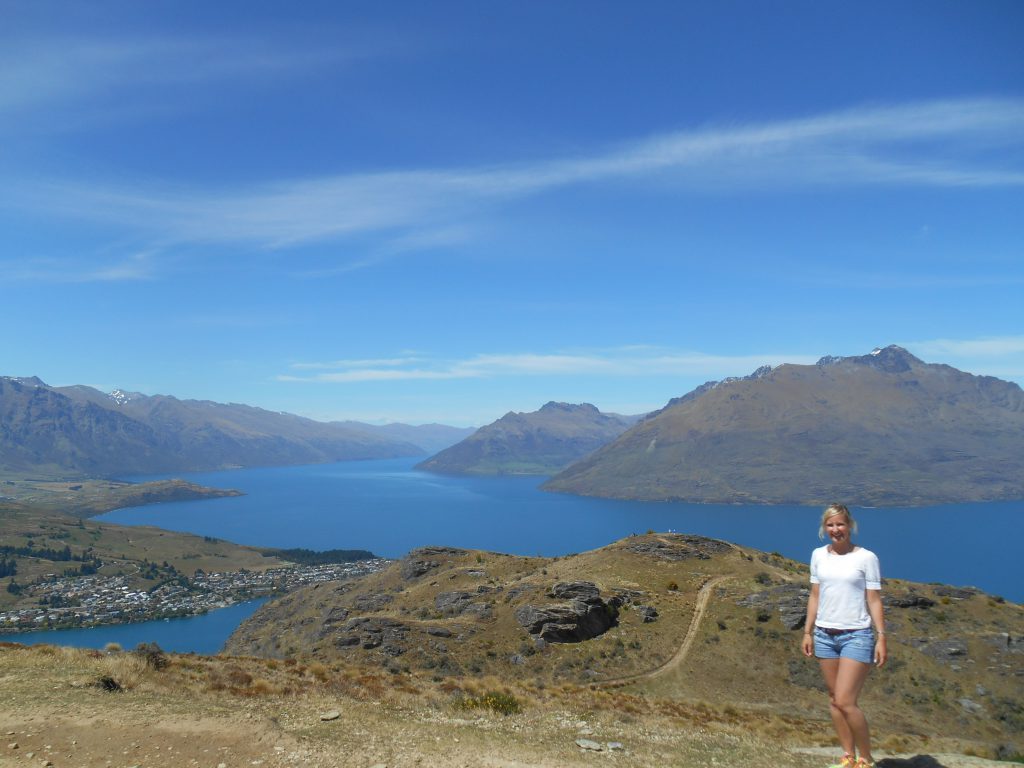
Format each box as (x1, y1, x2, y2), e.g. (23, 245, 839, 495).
(2, 1, 1022, 426)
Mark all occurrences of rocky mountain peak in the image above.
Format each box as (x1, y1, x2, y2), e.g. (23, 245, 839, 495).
(539, 401, 599, 414)
(1, 375, 47, 388)
(816, 344, 922, 373)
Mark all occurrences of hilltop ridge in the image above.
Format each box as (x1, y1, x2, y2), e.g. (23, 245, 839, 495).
(224, 533, 1022, 760)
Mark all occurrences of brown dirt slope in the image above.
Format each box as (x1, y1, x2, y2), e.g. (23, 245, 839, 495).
(1, 641, 1013, 768)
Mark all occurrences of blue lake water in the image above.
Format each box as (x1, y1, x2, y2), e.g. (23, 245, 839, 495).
(9, 598, 268, 654)
(101, 457, 1019, 602)
(22, 457, 1016, 652)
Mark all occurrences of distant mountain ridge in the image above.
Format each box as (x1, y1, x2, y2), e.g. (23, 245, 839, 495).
(417, 401, 640, 475)
(544, 346, 1024, 506)
(0, 376, 456, 477)
(335, 421, 476, 455)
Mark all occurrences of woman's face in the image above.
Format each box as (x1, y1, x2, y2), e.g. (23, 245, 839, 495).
(824, 514, 851, 547)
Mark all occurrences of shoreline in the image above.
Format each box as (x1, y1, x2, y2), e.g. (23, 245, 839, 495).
(0, 559, 390, 635)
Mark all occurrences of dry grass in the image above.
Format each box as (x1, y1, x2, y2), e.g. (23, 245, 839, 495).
(1, 641, 1014, 768)
(3, 535, 1020, 766)
(100, 651, 151, 689)
(225, 535, 1022, 751)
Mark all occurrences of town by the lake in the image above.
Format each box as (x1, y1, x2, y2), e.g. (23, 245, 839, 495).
(0, 559, 390, 633)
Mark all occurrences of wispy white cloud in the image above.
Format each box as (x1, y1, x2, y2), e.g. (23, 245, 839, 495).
(7, 97, 1022, 263)
(290, 356, 424, 371)
(0, 34, 377, 117)
(279, 347, 819, 384)
(1, 251, 157, 282)
(800, 268, 1024, 290)
(903, 336, 1024, 382)
(290, 227, 475, 278)
(906, 336, 1024, 358)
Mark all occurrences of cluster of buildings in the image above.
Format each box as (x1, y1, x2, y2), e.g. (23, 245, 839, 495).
(0, 559, 390, 632)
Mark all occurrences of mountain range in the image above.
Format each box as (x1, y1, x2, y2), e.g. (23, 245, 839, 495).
(544, 345, 1024, 506)
(6, 344, 1024, 506)
(416, 401, 639, 475)
(0, 376, 471, 477)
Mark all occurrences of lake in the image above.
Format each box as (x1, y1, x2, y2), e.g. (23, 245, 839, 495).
(16, 457, 1017, 653)
(103, 457, 1018, 601)
(9, 598, 268, 654)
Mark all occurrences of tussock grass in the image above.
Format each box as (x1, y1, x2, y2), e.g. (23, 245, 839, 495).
(453, 689, 522, 716)
(101, 652, 150, 690)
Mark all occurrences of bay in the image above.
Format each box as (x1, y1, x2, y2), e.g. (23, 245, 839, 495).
(9, 598, 269, 654)
(101, 457, 1019, 603)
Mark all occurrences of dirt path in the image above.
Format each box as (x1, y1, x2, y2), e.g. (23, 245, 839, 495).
(598, 574, 731, 686)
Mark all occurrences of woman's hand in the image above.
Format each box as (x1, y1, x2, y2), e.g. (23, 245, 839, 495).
(802, 584, 819, 658)
(874, 634, 887, 667)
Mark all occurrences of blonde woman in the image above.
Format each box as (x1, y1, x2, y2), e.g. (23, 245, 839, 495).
(802, 504, 887, 768)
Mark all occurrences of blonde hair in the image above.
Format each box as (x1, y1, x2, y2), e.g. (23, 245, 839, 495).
(818, 503, 857, 540)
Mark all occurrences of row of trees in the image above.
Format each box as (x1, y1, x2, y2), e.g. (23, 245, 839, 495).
(0, 543, 85, 562)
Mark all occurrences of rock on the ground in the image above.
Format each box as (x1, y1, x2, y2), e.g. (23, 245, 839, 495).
(515, 582, 619, 643)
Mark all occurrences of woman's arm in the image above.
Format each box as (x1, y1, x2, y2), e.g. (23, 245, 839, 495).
(801, 583, 819, 657)
(866, 588, 887, 667)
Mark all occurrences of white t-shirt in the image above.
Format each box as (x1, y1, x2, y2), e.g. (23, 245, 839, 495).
(809, 545, 881, 630)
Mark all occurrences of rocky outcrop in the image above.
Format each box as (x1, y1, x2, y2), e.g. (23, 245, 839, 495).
(933, 586, 979, 600)
(737, 583, 810, 630)
(625, 535, 732, 561)
(335, 617, 411, 655)
(435, 588, 493, 619)
(353, 593, 394, 611)
(911, 637, 969, 664)
(401, 547, 468, 580)
(885, 591, 936, 609)
(986, 633, 1023, 654)
(549, 581, 600, 601)
(315, 607, 352, 639)
(637, 605, 659, 623)
(514, 581, 619, 643)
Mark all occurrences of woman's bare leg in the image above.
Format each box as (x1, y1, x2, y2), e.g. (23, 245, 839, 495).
(818, 658, 855, 757)
(832, 658, 873, 761)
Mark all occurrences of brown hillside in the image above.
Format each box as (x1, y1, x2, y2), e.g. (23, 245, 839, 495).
(225, 534, 1024, 758)
(0, 375, 422, 477)
(417, 402, 636, 475)
(544, 346, 1024, 506)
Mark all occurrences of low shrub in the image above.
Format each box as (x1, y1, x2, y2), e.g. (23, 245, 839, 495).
(134, 642, 169, 670)
(455, 690, 522, 716)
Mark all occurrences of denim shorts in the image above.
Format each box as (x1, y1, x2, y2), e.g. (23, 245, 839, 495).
(813, 627, 875, 664)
